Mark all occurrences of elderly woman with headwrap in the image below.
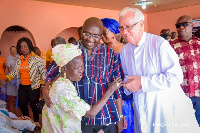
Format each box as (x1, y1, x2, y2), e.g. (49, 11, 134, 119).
(42, 44, 90, 133)
(42, 44, 123, 133)
(101, 18, 134, 133)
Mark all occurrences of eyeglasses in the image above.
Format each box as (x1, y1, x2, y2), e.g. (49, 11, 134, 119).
(118, 21, 139, 31)
(103, 30, 110, 36)
(82, 31, 102, 39)
(175, 22, 192, 28)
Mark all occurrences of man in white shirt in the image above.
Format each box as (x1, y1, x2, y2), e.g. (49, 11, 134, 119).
(119, 7, 200, 133)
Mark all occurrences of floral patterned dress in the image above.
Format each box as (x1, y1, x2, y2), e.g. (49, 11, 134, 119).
(42, 77, 90, 133)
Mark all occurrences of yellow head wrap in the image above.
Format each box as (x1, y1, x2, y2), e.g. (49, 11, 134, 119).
(52, 44, 82, 68)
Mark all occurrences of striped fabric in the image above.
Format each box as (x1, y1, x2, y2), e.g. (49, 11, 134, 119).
(45, 42, 122, 125)
(6, 52, 46, 90)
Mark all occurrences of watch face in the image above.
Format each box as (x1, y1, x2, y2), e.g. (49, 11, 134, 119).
(119, 115, 124, 118)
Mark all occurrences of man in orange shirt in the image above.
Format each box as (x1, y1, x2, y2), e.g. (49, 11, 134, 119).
(46, 39, 55, 69)
(0, 50, 6, 100)
(46, 37, 66, 69)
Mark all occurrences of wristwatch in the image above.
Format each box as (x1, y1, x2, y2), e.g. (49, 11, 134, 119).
(119, 114, 124, 119)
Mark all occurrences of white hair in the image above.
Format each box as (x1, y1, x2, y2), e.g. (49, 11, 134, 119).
(119, 7, 145, 23)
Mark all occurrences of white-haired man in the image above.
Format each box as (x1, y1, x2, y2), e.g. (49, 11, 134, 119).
(119, 7, 200, 133)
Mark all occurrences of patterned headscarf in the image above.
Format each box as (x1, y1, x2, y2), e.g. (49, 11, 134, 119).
(52, 44, 82, 68)
(101, 18, 120, 34)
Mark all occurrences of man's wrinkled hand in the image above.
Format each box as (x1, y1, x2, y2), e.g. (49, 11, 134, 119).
(117, 118, 124, 133)
(123, 76, 142, 92)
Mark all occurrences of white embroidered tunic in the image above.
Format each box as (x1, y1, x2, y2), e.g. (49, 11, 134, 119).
(120, 32, 200, 133)
(42, 77, 90, 133)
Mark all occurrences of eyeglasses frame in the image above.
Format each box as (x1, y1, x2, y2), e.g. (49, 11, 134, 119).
(118, 21, 140, 31)
(82, 31, 102, 40)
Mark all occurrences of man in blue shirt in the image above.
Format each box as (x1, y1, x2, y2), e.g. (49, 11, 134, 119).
(43, 17, 124, 133)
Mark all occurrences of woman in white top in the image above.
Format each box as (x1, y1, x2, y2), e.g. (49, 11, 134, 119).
(6, 46, 19, 103)
(42, 44, 90, 133)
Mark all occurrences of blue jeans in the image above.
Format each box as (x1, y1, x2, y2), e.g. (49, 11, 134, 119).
(190, 97, 200, 125)
(0, 84, 6, 101)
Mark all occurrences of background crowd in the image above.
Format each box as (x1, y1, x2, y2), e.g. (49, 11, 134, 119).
(0, 6, 200, 133)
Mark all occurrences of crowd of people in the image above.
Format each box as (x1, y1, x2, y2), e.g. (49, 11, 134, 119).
(0, 7, 200, 133)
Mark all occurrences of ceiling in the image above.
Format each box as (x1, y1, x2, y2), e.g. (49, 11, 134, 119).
(35, 0, 200, 13)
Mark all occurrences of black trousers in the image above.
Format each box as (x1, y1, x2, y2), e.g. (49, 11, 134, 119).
(18, 84, 40, 122)
(81, 121, 117, 133)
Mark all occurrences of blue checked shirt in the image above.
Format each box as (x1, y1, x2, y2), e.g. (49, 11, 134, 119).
(45, 42, 122, 125)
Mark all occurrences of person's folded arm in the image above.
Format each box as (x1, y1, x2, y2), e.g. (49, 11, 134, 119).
(56, 88, 90, 120)
(43, 61, 60, 107)
(5, 59, 21, 82)
(38, 57, 46, 85)
(141, 41, 183, 92)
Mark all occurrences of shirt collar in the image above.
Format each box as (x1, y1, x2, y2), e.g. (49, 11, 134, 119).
(20, 52, 32, 60)
(137, 31, 146, 47)
(80, 42, 101, 52)
(178, 34, 198, 42)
